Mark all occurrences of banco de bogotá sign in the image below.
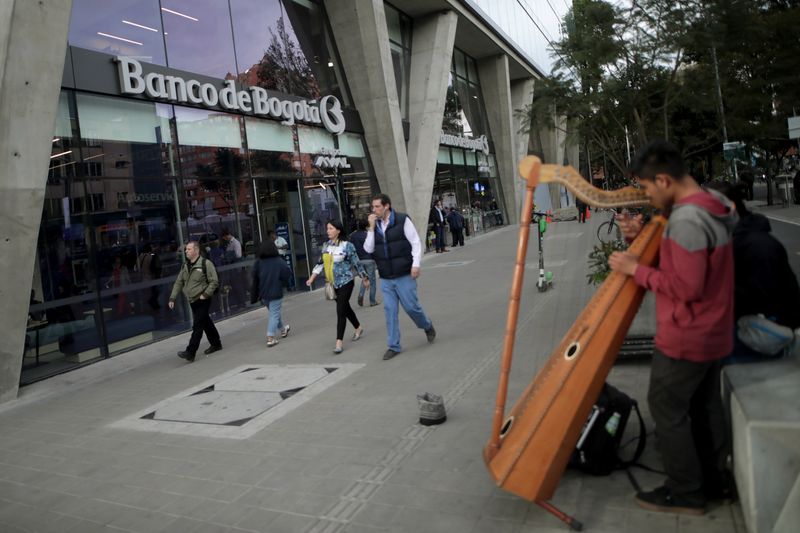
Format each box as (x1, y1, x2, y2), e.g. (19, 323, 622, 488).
(114, 56, 346, 135)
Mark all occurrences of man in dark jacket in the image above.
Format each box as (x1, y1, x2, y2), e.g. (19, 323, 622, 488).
(169, 241, 222, 362)
(350, 219, 378, 306)
(428, 199, 448, 252)
(446, 206, 465, 246)
(364, 194, 436, 360)
(707, 181, 800, 361)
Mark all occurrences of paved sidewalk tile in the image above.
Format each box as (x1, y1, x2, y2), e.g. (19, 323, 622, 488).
(0, 222, 753, 533)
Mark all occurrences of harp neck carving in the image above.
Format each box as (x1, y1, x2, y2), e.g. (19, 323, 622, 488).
(518, 156, 650, 209)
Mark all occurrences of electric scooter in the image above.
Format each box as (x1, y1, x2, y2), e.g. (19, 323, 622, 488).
(532, 211, 554, 292)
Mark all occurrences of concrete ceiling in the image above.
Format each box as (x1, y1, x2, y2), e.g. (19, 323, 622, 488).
(389, 0, 541, 81)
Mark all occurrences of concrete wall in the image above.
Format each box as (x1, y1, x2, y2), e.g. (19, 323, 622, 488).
(0, 0, 73, 403)
(477, 56, 518, 225)
(510, 77, 534, 221)
(325, 0, 414, 212)
(406, 12, 458, 239)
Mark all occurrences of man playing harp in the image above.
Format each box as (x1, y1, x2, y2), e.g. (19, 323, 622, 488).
(609, 140, 737, 515)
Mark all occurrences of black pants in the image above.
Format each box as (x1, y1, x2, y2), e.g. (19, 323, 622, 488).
(450, 229, 464, 246)
(187, 297, 221, 355)
(335, 280, 359, 340)
(577, 205, 587, 223)
(434, 224, 446, 251)
(648, 349, 727, 495)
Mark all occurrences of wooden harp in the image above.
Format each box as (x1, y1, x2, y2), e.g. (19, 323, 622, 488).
(483, 157, 664, 528)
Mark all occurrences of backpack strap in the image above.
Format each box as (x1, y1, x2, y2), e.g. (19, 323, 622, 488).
(619, 400, 647, 469)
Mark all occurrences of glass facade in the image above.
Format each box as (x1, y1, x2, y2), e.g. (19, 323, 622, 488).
(385, 3, 412, 120)
(435, 48, 506, 241)
(23, 0, 375, 385)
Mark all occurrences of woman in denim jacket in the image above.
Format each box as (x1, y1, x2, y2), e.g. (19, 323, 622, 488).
(307, 219, 369, 353)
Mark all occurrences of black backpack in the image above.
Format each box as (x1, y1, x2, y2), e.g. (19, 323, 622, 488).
(569, 383, 646, 476)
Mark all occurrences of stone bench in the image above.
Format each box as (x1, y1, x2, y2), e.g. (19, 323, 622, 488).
(722, 357, 800, 533)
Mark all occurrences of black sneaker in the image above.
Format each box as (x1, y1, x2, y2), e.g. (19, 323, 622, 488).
(635, 486, 705, 516)
(382, 349, 399, 360)
(177, 351, 195, 362)
(204, 344, 223, 355)
(425, 324, 436, 343)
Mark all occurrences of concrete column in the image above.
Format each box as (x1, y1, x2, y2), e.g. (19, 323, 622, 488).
(325, 0, 414, 212)
(510, 77, 534, 221)
(477, 55, 518, 225)
(0, 0, 72, 403)
(537, 113, 568, 209)
(406, 11, 458, 239)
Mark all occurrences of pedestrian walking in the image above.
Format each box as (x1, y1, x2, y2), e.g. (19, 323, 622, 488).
(608, 140, 738, 516)
(169, 241, 222, 362)
(306, 220, 368, 354)
(428, 199, 449, 252)
(446, 206, 465, 246)
(706, 180, 800, 362)
(251, 240, 292, 347)
(350, 219, 379, 307)
(575, 197, 588, 223)
(364, 194, 436, 360)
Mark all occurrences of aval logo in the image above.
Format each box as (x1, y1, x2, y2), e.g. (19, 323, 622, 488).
(314, 148, 351, 170)
(439, 132, 489, 155)
(115, 56, 346, 135)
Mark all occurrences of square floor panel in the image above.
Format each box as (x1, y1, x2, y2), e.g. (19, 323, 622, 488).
(110, 364, 363, 439)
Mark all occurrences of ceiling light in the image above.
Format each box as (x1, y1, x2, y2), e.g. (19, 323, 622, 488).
(52, 137, 60, 143)
(50, 150, 73, 159)
(122, 20, 158, 32)
(161, 7, 199, 21)
(83, 153, 105, 161)
(97, 32, 143, 46)
(327, 61, 334, 67)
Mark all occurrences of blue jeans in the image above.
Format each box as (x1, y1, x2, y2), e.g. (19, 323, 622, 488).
(263, 298, 284, 338)
(381, 275, 432, 352)
(358, 259, 378, 305)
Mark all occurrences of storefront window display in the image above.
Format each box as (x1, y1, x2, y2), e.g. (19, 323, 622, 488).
(434, 48, 506, 240)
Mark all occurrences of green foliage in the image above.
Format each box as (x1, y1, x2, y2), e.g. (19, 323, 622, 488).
(520, 0, 800, 185)
(586, 240, 628, 286)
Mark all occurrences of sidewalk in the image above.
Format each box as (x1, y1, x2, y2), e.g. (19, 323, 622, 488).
(0, 217, 743, 533)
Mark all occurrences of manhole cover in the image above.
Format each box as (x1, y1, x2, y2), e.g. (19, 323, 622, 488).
(110, 364, 362, 439)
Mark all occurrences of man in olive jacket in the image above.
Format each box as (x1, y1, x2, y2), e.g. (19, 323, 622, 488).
(169, 241, 222, 362)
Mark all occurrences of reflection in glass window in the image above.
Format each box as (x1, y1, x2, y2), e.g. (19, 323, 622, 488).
(386, 3, 412, 120)
(68, 0, 166, 65)
(245, 117, 295, 178)
(161, 0, 237, 78)
(75, 93, 175, 179)
(232, 0, 346, 102)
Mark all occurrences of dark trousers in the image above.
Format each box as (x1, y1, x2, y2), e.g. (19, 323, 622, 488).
(450, 229, 464, 246)
(335, 280, 359, 340)
(434, 224, 446, 251)
(648, 349, 727, 495)
(187, 297, 221, 355)
(577, 205, 587, 223)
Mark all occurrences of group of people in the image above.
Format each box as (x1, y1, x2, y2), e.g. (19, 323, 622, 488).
(607, 140, 799, 516)
(168, 194, 437, 362)
(428, 199, 466, 252)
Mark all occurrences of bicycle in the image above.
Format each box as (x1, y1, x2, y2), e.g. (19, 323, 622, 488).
(596, 209, 622, 244)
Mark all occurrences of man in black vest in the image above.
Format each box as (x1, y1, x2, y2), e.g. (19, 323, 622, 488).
(364, 194, 436, 360)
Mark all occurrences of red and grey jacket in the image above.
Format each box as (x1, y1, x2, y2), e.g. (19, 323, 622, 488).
(634, 190, 738, 362)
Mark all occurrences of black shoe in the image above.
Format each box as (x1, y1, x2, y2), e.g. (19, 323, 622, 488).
(177, 351, 195, 362)
(635, 486, 705, 516)
(357, 295, 364, 307)
(425, 325, 436, 343)
(382, 349, 399, 360)
(204, 344, 223, 355)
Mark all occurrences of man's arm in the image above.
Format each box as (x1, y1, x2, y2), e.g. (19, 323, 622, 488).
(403, 217, 422, 268)
(632, 220, 710, 301)
(169, 266, 187, 304)
(364, 216, 376, 253)
(203, 260, 220, 297)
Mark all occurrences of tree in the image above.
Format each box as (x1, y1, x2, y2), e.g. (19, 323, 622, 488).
(520, 0, 800, 196)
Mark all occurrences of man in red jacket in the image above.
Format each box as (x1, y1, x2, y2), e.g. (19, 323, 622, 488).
(609, 140, 737, 516)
